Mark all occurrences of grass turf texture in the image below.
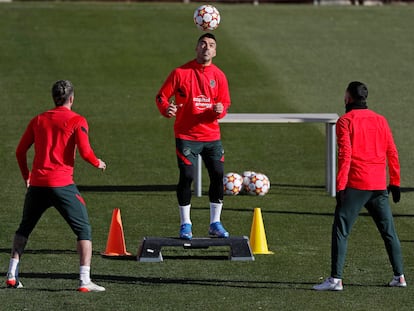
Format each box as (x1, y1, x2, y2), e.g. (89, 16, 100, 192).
(1, 2, 414, 310)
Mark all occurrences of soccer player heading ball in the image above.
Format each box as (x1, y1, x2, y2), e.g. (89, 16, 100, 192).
(156, 33, 231, 240)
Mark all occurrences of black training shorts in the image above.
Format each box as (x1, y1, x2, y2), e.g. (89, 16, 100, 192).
(16, 184, 92, 241)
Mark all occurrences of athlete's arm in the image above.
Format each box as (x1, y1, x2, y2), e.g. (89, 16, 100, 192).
(336, 117, 352, 192)
(386, 123, 400, 187)
(156, 70, 177, 118)
(75, 117, 102, 168)
(213, 74, 231, 119)
(16, 118, 35, 185)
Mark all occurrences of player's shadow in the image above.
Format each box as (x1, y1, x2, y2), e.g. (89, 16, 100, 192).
(0, 248, 105, 256)
(9, 272, 387, 292)
(0, 248, 229, 261)
(0, 248, 77, 255)
(77, 185, 176, 192)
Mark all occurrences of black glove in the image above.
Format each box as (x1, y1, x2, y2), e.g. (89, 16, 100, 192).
(387, 185, 401, 203)
(336, 190, 345, 208)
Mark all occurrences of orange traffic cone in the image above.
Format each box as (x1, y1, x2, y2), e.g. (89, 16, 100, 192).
(101, 208, 132, 257)
(249, 207, 274, 255)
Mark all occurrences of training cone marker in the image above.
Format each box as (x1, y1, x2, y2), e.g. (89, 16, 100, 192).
(101, 208, 132, 257)
(249, 207, 274, 255)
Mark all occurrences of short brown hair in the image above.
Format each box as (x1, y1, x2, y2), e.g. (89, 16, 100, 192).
(52, 80, 74, 106)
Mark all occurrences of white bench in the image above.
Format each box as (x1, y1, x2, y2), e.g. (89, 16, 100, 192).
(194, 113, 339, 197)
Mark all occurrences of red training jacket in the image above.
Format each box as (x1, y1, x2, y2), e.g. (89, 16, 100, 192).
(336, 108, 400, 192)
(156, 59, 231, 141)
(16, 106, 100, 187)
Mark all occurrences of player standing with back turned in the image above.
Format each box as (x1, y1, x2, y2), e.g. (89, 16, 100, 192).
(6, 80, 106, 292)
(314, 81, 406, 291)
(156, 33, 231, 240)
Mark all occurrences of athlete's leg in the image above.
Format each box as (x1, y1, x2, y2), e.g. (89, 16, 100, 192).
(201, 140, 224, 204)
(206, 159, 224, 203)
(366, 190, 404, 276)
(51, 185, 92, 241)
(10, 234, 27, 260)
(201, 141, 229, 237)
(202, 141, 224, 223)
(51, 185, 94, 286)
(13, 187, 52, 258)
(175, 139, 201, 206)
(204, 159, 224, 225)
(7, 234, 27, 284)
(77, 240, 92, 266)
(331, 188, 371, 279)
(177, 165, 194, 206)
(175, 140, 203, 239)
(8, 187, 51, 284)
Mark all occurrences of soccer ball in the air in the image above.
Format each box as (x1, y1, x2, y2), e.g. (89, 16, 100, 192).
(193, 5, 221, 31)
(243, 172, 271, 196)
(223, 172, 243, 195)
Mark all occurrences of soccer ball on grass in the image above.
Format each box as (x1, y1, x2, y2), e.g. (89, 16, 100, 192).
(242, 172, 271, 196)
(193, 5, 221, 31)
(223, 172, 243, 195)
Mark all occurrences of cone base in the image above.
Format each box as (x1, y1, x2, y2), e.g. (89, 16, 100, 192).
(252, 250, 274, 255)
(101, 251, 133, 257)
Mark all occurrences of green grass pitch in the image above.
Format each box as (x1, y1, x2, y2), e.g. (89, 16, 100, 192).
(1, 2, 414, 310)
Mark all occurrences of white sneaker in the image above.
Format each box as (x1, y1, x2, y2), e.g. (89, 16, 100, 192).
(77, 281, 106, 292)
(389, 275, 407, 287)
(313, 277, 343, 291)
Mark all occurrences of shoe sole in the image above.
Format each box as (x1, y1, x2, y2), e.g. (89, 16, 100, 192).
(78, 285, 106, 292)
(77, 287, 105, 292)
(78, 287, 90, 292)
(313, 287, 343, 291)
(209, 232, 229, 238)
(6, 283, 23, 289)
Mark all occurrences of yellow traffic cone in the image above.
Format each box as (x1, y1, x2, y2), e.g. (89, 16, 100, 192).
(249, 207, 274, 255)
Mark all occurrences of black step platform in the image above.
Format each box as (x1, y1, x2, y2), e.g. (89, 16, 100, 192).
(137, 236, 254, 262)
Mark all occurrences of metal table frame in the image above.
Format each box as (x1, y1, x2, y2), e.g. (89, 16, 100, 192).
(194, 113, 339, 197)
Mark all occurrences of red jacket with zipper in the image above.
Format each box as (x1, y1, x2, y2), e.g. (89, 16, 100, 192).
(336, 108, 400, 192)
(156, 59, 231, 142)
